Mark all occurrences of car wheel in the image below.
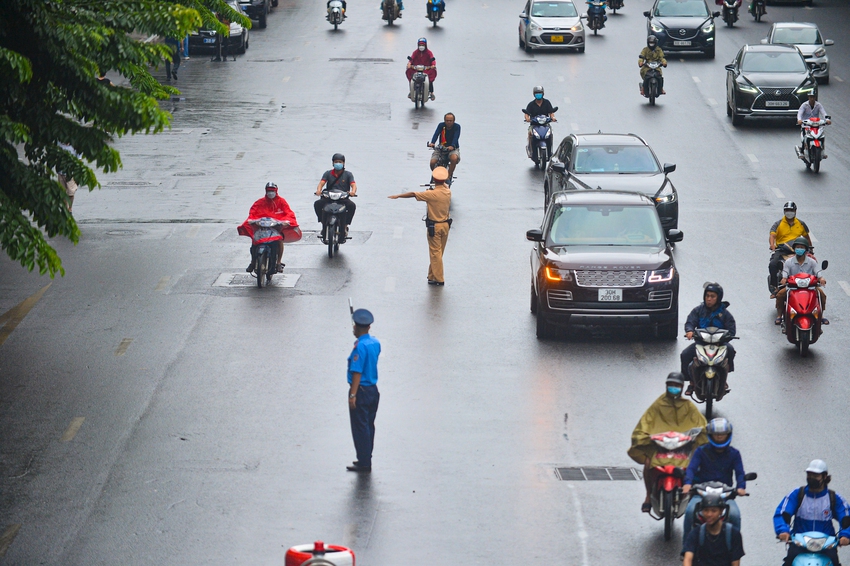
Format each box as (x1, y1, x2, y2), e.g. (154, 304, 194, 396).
(530, 282, 538, 314)
(272, 0, 278, 6)
(519, 35, 525, 49)
(577, 45, 585, 53)
(731, 97, 744, 126)
(259, 11, 267, 28)
(237, 34, 247, 54)
(819, 75, 829, 85)
(543, 181, 550, 208)
(726, 98, 732, 117)
(704, 46, 715, 59)
(536, 309, 556, 340)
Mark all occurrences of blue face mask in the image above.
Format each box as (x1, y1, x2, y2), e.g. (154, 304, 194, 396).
(534, 93, 543, 100)
(667, 386, 682, 396)
(333, 162, 344, 171)
(795, 248, 806, 257)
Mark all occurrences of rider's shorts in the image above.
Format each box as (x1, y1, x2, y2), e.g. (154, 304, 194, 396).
(432, 148, 460, 162)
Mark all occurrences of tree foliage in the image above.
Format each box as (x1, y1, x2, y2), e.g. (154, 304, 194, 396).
(0, 0, 248, 277)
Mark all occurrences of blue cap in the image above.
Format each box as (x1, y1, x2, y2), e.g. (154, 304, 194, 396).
(352, 308, 374, 326)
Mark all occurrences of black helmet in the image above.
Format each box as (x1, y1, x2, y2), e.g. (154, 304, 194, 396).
(533, 85, 544, 95)
(332, 153, 345, 163)
(666, 372, 685, 386)
(703, 281, 724, 303)
(792, 236, 809, 250)
(783, 201, 797, 211)
(700, 492, 727, 511)
(647, 35, 658, 48)
(265, 182, 278, 191)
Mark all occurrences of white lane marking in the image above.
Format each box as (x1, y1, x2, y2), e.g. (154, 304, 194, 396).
(839, 281, 850, 297)
(235, 152, 245, 160)
(679, 58, 685, 62)
(282, 76, 290, 83)
(633, 343, 646, 360)
(563, 97, 571, 104)
(835, 76, 844, 83)
(809, 233, 818, 244)
(707, 97, 717, 106)
(393, 227, 404, 239)
(155, 276, 171, 291)
(558, 76, 564, 82)
(61, 417, 86, 442)
(747, 154, 759, 163)
(0, 524, 22, 558)
(568, 485, 591, 566)
(771, 187, 785, 199)
(115, 338, 133, 356)
(213, 185, 225, 195)
(187, 225, 200, 238)
(384, 277, 396, 293)
(571, 122, 580, 131)
(692, 76, 701, 83)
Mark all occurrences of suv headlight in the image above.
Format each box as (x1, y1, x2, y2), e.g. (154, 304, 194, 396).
(654, 183, 676, 204)
(545, 267, 573, 282)
(738, 83, 759, 94)
(796, 85, 816, 96)
(650, 22, 664, 33)
(648, 267, 675, 283)
(814, 47, 826, 58)
(702, 22, 715, 33)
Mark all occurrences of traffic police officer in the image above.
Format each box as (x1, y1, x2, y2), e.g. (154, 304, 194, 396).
(347, 308, 381, 472)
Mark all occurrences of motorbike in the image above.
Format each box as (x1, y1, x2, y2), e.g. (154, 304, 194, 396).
(249, 218, 288, 288)
(409, 61, 428, 109)
(427, 0, 445, 26)
(750, 0, 765, 22)
(686, 327, 738, 420)
(719, 0, 741, 27)
(383, 0, 399, 25)
(608, 0, 624, 13)
(796, 117, 830, 174)
(780, 261, 828, 357)
(327, 0, 344, 29)
(786, 532, 840, 566)
(688, 474, 757, 532)
(642, 60, 664, 106)
(523, 107, 559, 169)
(647, 427, 703, 540)
(585, 0, 607, 34)
(320, 189, 355, 258)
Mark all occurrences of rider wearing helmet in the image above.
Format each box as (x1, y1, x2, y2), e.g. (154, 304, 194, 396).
(775, 236, 827, 325)
(681, 418, 747, 543)
(238, 182, 298, 273)
(315, 153, 357, 234)
(639, 35, 667, 96)
(406, 38, 436, 101)
(681, 282, 736, 394)
(775, 460, 850, 566)
(379, 0, 403, 18)
(769, 202, 812, 293)
(523, 85, 557, 148)
(683, 490, 745, 566)
(628, 372, 707, 514)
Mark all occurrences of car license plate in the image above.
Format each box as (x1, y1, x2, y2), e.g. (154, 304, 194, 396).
(550, 35, 564, 43)
(203, 38, 215, 44)
(766, 101, 790, 108)
(673, 40, 691, 46)
(598, 289, 623, 302)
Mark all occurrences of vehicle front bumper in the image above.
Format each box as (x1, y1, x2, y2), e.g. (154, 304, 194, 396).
(804, 55, 829, 78)
(733, 88, 807, 117)
(526, 28, 585, 50)
(652, 31, 714, 53)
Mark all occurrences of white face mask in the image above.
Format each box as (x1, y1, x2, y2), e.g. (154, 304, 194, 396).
(785, 211, 796, 220)
(266, 191, 276, 199)
(418, 45, 425, 52)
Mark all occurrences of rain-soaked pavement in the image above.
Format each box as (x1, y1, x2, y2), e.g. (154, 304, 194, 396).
(3, 0, 850, 563)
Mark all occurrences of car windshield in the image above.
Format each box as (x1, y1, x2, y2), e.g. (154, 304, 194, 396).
(531, 1, 578, 17)
(772, 27, 822, 45)
(548, 205, 664, 246)
(742, 51, 806, 73)
(571, 145, 660, 174)
(654, 0, 709, 17)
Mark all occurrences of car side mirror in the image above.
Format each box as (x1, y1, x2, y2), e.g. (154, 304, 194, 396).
(526, 229, 544, 242)
(821, 260, 828, 270)
(552, 162, 566, 173)
(712, 11, 720, 17)
(666, 229, 684, 243)
(825, 39, 834, 46)
(724, 64, 735, 72)
(643, 10, 651, 17)
(663, 163, 676, 174)
(744, 472, 758, 481)
(519, 11, 527, 18)
(760, 38, 768, 44)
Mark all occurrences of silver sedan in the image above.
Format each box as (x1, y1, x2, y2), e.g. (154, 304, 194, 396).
(519, 0, 586, 53)
(761, 22, 833, 84)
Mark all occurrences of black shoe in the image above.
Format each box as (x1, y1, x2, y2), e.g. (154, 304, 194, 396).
(172, 71, 178, 80)
(246, 262, 256, 273)
(346, 464, 371, 472)
(685, 384, 694, 396)
(213, 57, 222, 62)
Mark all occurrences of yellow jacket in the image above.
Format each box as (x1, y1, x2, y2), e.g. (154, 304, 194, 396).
(628, 392, 707, 467)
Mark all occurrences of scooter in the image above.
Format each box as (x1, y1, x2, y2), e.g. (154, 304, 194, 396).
(687, 474, 757, 533)
(796, 117, 830, 174)
(585, 0, 607, 34)
(608, 0, 624, 14)
(327, 0, 344, 29)
(248, 218, 289, 288)
(787, 532, 840, 566)
(686, 327, 738, 420)
(780, 261, 828, 357)
(719, 0, 741, 27)
(410, 62, 428, 109)
(427, 0, 444, 25)
(647, 428, 703, 541)
(382, 0, 399, 25)
(523, 107, 559, 169)
(427, 142, 456, 186)
(320, 189, 355, 258)
(642, 60, 664, 106)
(750, 0, 765, 22)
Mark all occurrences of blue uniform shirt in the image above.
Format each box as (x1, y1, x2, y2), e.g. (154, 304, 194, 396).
(348, 333, 381, 386)
(774, 486, 850, 539)
(684, 444, 747, 489)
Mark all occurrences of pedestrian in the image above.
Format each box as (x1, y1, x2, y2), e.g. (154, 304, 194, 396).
(388, 166, 452, 286)
(57, 143, 81, 212)
(164, 35, 180, 80)
(682, 493, 745, 566)
(213, 11, 232, 62)
(346, 309, 381, 472)
(182, 35, 190, 60)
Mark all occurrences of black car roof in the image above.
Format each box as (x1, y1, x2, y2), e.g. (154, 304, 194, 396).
(550, 190, 655, 206)
(572, 133, 648, 147)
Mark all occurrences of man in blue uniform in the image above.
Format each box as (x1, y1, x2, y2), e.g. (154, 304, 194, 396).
(347, 308, 381, 472)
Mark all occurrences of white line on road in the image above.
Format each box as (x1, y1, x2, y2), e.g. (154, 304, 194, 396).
(839, 281, 850, 297)
(835, 76, 845, 83)
(187, 225, 200, 238)
(384, 277, 396, 293)
(558, 76, 564, 82)
(61, 417, 85, 442)
(707, 97, 717, 106)
(747, 154, 759, 163)
(282, 76, 290, 83)
(692, 76, 701, 83)
(213, 185, 225, 195)
(393, 227, 403, 239)
(115, 338, 133, 357)
(235, 152, 245, 160)
(771, 187, 785, 199)
(571, 122, 580, 131)
(568, 485, 591, 566)
(155, 276, 171, 291)
(679, 58, 685, 62)
(0, 524, 22, 558)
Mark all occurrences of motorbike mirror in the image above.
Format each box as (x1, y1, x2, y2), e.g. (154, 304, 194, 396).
(724, 64, 735, 72)
(643, 10, 651, 17)
(672, 467, 685, 479)
(551, 162, 566, 173)
(821, 260, 828, 270)
(825, 39, 834, 46)
(744, 472, 758, 481)
(663, 163, 676, 174)
(407, 56, 412, 60)
(666, 229, 684, 243)
(526, 229, 544, 242)
(552, 106, 559, 112)
(825, 115, 832, 120)
(712, 10, 721, 17)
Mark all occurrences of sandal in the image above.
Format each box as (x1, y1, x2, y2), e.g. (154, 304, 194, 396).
(822, 318, 829, 325)
(641, 502, 652, 513)
(775, 315, 783, 325)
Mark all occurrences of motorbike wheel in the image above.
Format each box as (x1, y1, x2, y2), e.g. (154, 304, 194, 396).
(812, 147, 821, 173)
(539, 147, 549, 168)
(799, 332, 810, 357)
(648, 84, 656, 107)
(328, 223, 338, 258)
(256, 250, 268, 289)
(663, 491, 674, 541)
(705, 389, 714, 420)
(754, 9, 761, 22)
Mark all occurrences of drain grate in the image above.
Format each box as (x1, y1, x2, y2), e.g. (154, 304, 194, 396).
(329, 57, 394, 63)
(555, 467, 641, 481)
(213, 273, 300, 288)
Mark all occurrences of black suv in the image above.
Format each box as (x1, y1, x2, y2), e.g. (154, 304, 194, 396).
(527, 191, 683, 339)
(239, 0, 274, 28)
(644, 0, 719, 59)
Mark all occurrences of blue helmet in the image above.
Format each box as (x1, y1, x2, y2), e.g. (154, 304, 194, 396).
(706, 418, 733, 448)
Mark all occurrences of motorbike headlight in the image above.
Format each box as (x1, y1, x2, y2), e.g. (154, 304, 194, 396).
(571, 22, 584, 32)
(650, 22, 664, 33)
(702, 22, 715, 33)
(529, 22, 542, 31)
(796, 85, 816, 96)
(545, 266, 573, 282)
(648, 267, 674, 283)
(804, 536, 827, 552)
(814, 47, 826, 58)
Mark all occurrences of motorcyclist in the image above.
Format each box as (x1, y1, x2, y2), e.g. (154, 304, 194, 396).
(426, 0, 445, 18)
(681, 282, 736, 396)
(768, 201, 811, 293)
(327, 0, 347, 18)
(774, 236, 827, 325)
(639, 35, 667, 96)
(523, 85, 557, 146)
(682, 492, 745, 566)
(428, 112, 460, 185)
(797, 93, 831, 156)
(774, 459, 850, 566)
(315, 153, 357, 236)
(628, 372, 707, 513)
(748, 0, 764, 17)
(406, 38, 436, 101)
(681, 418, 747, 544)
(380, 0, 404, 18)
(238, 182, 298, 274)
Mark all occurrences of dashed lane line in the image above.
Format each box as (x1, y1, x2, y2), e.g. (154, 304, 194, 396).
(115, 338, 133, 357)
(839, 281, 850, 297)
(707, 98, 717, 106)
(0, 524, 22, 558)
(282, 76, 290, 83)
(213, 185, 225, 195)
(155, 276, 171, 291)
(747, 154, 759, 163)
(61, 417, 86, 442)
(835, 76, 844, 83)
(771, 187, 785, 199)
(0, 284, 51, 348)
(692, 76, 701, 83)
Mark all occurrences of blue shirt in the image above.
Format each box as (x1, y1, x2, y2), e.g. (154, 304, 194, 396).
(430, 122, 461, 148)
(684, 445, 747, 489)
(774, 486, 850, 539)
(347, 333, 381, 386)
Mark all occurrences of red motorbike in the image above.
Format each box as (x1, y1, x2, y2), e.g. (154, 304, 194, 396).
(781, 262, 828, 357)
(648, 428, 703, 540)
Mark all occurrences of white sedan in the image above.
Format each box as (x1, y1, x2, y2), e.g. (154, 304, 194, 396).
(519, 0, 585, 53)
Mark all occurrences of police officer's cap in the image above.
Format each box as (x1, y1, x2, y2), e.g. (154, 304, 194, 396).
(352, 308, 374, 326)
(432, 167, 449, 182)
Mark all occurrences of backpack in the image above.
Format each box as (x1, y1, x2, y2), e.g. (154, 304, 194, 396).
(781, 487, 839, 528)
(698, 522, 733, 552)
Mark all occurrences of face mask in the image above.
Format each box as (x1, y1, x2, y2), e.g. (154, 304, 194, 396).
(418, 45, 425, 52)
(534, 93, 543, 100)
(807, 478, 824, 490)
(333, 163, 344, 171)
(795, 248, 806, 257)
(785, 211, 796, 220)
(266, 191, 276, 199)
(667, 386, 682, 396)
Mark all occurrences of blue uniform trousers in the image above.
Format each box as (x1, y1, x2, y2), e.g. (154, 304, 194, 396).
(349, 385, 379, 467)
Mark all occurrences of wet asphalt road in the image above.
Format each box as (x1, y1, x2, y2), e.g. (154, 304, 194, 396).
(3, 0, 850, 563)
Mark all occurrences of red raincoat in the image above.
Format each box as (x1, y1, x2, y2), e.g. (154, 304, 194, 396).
(406, 49, 437, 82)
(237, 195, 302, 243)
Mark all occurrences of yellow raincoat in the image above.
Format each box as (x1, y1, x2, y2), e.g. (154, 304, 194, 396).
(628, 393, 707, 468)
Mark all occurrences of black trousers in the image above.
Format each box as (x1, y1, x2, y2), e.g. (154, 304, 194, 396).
(769, 249, 787, 289)
(680, 343, 735, 377)
(314, 197, 356, 225)
(349, 385, 379, 467)
(784, 544, 840, 566)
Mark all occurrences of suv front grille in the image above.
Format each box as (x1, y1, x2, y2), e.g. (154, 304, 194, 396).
(547, 289, 573, 310)
(753, 87, 798, 110)
(575, 270, 646, 288)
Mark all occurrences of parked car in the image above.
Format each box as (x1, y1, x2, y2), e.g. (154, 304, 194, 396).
(188, 3, 250, 55)
(527, 191, 682, 339)
(761, 22, 832, 84)
(239, 0, 273, 29)
(644, 0, 719, 59)
(519, 0, 586, 53)
(726, 43, 817, 126)
(543, 133, 679, 231)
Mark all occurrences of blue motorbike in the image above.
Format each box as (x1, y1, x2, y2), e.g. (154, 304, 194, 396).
(585, 0, 607, 35)
(427, 0, 444, 25)
(788, 532, 840, 566)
